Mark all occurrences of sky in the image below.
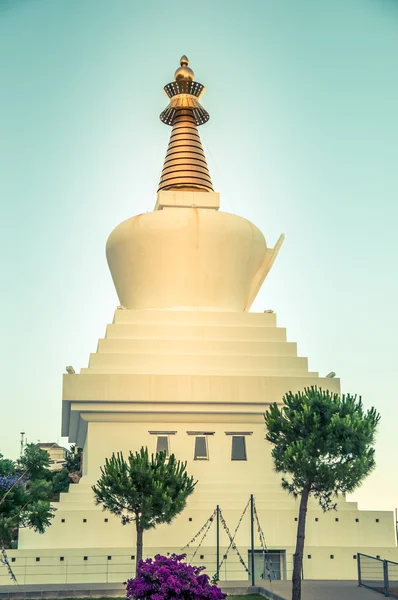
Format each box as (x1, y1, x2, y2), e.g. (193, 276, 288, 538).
(0, 0, 397, 512)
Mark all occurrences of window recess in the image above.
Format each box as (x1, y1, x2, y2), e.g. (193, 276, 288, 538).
(231, 435, 247, 461)
(194, 435, 209, 460)
(149, 431, 176, 457)
(156, 435, 169, 457)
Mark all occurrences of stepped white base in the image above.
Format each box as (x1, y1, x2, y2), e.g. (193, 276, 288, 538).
(10, 309, 397, 583)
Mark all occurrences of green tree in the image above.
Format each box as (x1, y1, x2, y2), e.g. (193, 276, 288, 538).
(264, 387, 380, 600)
(49, 445, 83, 499)
(50, 470, 70, 498)
(0, 445, 55, 549)
(64, 445, 82, 474)
(17, 444, 50, 478)
(92, 447, 196, 572)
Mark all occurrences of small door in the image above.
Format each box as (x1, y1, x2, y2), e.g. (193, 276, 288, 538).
(248, 550, 283, 581)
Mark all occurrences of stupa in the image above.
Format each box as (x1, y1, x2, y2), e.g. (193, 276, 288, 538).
(6, 57, 397, 585)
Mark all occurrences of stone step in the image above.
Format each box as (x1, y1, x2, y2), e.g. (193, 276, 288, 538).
(105, 323, 287, 342)
(113, 309, 277, 327)
(81, 366, 317, 376)
(97, 338, 297, 357)
(88, 353, 309, 373)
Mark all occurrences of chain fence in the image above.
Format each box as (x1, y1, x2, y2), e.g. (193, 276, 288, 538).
(0, 548, 293, 586)
(0, 495, 294, 586)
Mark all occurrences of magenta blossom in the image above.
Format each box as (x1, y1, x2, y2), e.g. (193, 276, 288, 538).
(126, 553, 227, 600)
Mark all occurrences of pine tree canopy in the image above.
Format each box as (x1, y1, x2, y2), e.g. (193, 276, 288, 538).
(92, 447, 196, 530)
(264, 386, 380, 510)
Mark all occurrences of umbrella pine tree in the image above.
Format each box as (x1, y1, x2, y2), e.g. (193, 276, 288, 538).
(265, 387, 380, 600)
(92, 447, 196, 572)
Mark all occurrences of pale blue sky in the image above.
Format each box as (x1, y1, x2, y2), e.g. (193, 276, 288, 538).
(1, 0, 397, 510)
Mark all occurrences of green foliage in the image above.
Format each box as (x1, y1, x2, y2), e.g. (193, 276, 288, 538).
(19, 500, 54, 533)
(51, 469, 71, 496)
(65, 445, 82, 472)
(0, 455, 14, 477)
(264, 386, 380, 510)
(92, 448, 196, 530)
(0, 445, 55, 548)
(26, 477, 53, 502)
(48, 446, 82, 499)
(17, 444, 50, 478)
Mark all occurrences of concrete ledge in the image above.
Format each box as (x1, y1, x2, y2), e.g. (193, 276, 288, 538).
(0, 583, 125, 599)
(155, 191, 220, 210)
(223, 586, 285, 599)
(257, 588, 287, 600)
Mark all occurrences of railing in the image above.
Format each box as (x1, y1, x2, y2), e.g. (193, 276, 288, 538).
(358, 553, 398, 597)
(0, 549, 290, 586)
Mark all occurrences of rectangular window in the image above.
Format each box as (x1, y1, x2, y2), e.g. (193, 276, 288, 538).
(231, 435, 247, 461)
(156, 435, 169, 456)
(194, 436, 208, 460)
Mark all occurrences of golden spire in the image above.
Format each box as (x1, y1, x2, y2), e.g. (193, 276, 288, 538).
(158, 56, 213, 193)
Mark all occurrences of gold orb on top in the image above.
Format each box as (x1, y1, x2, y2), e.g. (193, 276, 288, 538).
(174, 55, 195, 82)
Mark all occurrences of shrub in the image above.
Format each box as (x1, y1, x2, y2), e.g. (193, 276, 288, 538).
(126, 553, 226, 600)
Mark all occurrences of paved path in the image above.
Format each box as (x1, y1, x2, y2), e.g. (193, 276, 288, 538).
(261, 580, 380, 600)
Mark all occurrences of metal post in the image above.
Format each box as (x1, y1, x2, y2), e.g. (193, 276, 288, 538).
(383, 560, 389, 597)
(250, 494, 255, 586)
(216, 505, 220, 581)
(357, 553, 362, 587)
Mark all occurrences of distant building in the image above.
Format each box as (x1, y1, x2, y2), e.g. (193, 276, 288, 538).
(36, 443, 67, 471)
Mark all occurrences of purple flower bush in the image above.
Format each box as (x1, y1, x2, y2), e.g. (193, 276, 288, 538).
(0, 475, 18, 493)
(126, 554, 227, 600)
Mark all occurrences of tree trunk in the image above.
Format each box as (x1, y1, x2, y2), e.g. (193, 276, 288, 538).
(135, 520, 143, 576)
(292, 485, 310, 600)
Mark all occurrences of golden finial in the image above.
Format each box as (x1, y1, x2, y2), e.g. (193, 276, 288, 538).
(158, 56, 213, 193)
(160, 56, 209, 127)
(174, 55, 195, 82)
